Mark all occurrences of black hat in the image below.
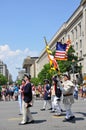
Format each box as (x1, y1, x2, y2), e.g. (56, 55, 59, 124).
(22, 79, 26, 83)
(44, 79, 49, 83)
(24, 73, 31, 79)
(53, 78, 58, 83)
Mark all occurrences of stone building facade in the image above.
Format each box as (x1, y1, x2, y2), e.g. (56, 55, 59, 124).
(35, 0, 86, 78)
(23, 56, 38, 78)
(0, 60, 12, 81)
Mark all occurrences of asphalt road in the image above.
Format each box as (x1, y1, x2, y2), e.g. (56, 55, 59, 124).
(0, 97, 86, 130)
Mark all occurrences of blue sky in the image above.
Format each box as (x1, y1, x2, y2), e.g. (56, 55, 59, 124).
(0, 0, 81, 81)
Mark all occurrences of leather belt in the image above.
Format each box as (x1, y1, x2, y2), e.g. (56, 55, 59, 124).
(63, 93, 73, 97)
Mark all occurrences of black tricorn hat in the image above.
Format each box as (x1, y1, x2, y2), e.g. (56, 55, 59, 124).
(22, 78, 26, 83)
(24, 73, 31, 79)
(52, 75, 58, 83)
(44, 79, 49, 83)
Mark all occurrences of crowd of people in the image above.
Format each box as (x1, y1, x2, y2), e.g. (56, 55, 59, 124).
(0, 73, 86, 125)
(0, 83, 19, 101)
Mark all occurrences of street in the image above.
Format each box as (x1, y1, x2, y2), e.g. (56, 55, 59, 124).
(0, 97, 86, 130)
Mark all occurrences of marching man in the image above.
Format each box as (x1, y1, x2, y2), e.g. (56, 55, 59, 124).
(62, 74, 75, 121)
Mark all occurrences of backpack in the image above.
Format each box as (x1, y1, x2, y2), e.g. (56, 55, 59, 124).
(55, 86, 62, 98)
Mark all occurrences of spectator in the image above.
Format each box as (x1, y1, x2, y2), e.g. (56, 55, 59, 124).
(73, 81, 79, 100)
(1, 85, 7, 101)
(13, 83, 19, 101)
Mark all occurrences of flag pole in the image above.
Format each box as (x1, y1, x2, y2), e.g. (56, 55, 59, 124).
(44, 36, 47, 46)
(44, 36, 60, 72)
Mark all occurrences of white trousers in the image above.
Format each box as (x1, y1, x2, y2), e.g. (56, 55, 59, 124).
(51, 95, 55, 111)
(52, 96, 62, 114)
(21, 100, 33, 123)
(64, 104, 74, 119)
(43, 100, 51, 109)
(18, 94, 22, 114)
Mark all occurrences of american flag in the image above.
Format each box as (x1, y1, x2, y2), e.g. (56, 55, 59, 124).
(55, 42, 70, 60)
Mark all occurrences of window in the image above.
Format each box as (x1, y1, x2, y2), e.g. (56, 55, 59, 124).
(78, 23, 81, 36)
(80, 40, 82, 48)
(75, 27, 77, 39)
(71, 30, 74, 41)
(76, 42, 78, 50)
(80, 50, 82, 58)
(62, 37, 64, 43)
(0, 67, 3, 74)
(76, 52, 78, 57)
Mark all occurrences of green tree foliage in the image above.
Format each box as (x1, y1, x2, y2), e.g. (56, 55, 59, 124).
(31, 77, 39, 86)
(0, 74, 8, 85)
(16, 79, 22, 86)
(38, 64, 57, 85)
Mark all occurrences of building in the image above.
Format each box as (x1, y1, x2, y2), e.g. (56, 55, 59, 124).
(35, 0, 86, 79)
(22, 0, 86, 80)
(23, 56, 38, 78)
(17, 69, 25, 80)
(0, 60, 12, 81)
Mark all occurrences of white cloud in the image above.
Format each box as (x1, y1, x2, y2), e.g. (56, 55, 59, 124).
(0, 44, 39, 81)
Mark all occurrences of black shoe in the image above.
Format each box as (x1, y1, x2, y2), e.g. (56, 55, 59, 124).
(40, 109, 45, 111)
(70, 116, 75, 120)
(63, 118, 71, 122)
(19, 113, 22, 115)
(19, 122, 28, 125)
(50, 111, 55, 113)
(61, 109, 65, 112)
(28, 120, 35, 124)
(63, 116, 75, 122)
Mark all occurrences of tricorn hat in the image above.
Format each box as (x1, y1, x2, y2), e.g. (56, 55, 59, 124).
(24, 73, 31, 79)
(52, 78, 58, 83)
(44, 79, 49, 83)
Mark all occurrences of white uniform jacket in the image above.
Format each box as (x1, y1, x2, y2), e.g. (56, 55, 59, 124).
(62, 80, 74, 104)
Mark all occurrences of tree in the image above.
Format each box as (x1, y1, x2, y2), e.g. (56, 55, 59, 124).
(31, 77, 39, 86)
(38, 64, 57, 85)
(16, 79, 22, 86)
(0, 74, 8, 85)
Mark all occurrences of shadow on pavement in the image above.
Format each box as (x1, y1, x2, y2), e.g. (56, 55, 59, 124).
(31, 112, 38, 114)
(75, 117, 84, 121)
(75, 112, 86, 117)
(34, 119, 47, 124)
